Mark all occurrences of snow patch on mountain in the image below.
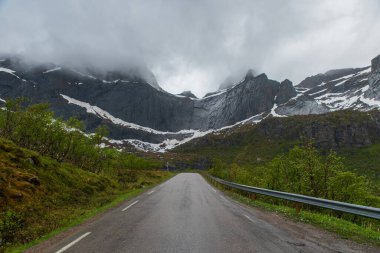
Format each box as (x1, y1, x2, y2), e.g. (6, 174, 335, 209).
(0, 67, 20, 79)
(102, 79, 120, 84)
(310, 88, 327, 96)
(330, 73, 356, 84)
(60, 94, 269, 152)
(204, 77, 245, 99)
(299, 65, 378, 112)
(43, 67, 62, 74)
(71, 70, 97, 80)
(60, 90, 333, 152)
(334, 79, 349, 87)
(203, 89, 227, 99)
(60, 94, 213, 135)
(124, 130, 213, 152)
(295, 87, 310, 93)
(114, 115, 267, 153)
(61, 94, 175, 135)
(269, 103, 287, 117)
(114, 112, 267, 152)
(314, 84, 380, 110)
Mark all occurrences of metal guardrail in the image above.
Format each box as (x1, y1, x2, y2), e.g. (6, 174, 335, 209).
(209, 175, 380, 220)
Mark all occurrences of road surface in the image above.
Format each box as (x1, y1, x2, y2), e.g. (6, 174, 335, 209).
(29, 173, 378, 253)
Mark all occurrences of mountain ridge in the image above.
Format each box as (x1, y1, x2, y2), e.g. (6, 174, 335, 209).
(0, 54, 380, 152)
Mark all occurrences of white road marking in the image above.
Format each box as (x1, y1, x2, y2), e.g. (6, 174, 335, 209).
(244, 214, 256, 223)
(147, 190, 155, 195)
(55, 232, 91, 253)
(210, 187, 217, 192)
(220, 195, 228, 202)
(122, 200, 139, 211)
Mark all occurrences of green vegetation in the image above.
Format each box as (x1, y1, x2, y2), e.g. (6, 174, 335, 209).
(0, 98, 160, 173)
(173, 109, 380, 244)
(216, 189, 380, 246)
(208, 143, 380, 243)
(210, 143, 380, 207)
(342, 143, 380, 189)
(1, 99, 379, 249)
(175, 110, 380, 187)
(0, 99, 171, 252)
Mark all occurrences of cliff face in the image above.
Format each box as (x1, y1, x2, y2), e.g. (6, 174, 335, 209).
(275, 79, 297, 105)
(0, 58, 297, 134)
(0, 54, 380, 152)
(256, 111, 380, 149)
(365, 55, 380, 99)
(191, 73, 282, 129)
(176, 110, 380, 154)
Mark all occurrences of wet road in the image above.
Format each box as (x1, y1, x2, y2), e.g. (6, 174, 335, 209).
(39, 173, 376, 253)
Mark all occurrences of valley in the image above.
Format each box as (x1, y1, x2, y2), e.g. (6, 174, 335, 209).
(1, 55, 379, 152)
(1, 1, 380, 252)
(1, 54, 380, 252)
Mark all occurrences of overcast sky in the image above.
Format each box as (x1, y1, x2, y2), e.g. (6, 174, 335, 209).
(0, 0, 379, 97)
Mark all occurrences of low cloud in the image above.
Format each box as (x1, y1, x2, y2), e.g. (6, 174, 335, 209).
(0, 0, 379, 96)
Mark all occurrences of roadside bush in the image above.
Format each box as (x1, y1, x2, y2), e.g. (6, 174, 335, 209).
(0, 210, 24, 250)
(0, 98, 160, 174)
(210, 142, 380, 207)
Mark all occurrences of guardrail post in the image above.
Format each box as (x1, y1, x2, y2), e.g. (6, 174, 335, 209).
(295, 203, 302, 214)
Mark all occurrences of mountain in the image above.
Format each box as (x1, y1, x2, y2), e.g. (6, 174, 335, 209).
(172, 109, 380, 184)
(0, 57, 297, 150)
(217, 69, 254, 91)
(0, 54, 380, 152)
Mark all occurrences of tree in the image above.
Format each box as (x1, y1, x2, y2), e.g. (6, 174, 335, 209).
(328, 171, 371, 204)
(266, 156, 287, 191)
(93, 125, 109, 145)
(322, 151, 343, 198)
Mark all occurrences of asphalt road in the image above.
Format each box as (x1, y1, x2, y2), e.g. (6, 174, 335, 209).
(36, 173, 377, 253)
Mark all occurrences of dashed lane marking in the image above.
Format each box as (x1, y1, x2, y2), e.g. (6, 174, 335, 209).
(220, 195, 228, 202)
(55, 232, 91, 253)
(244, 214, 256, 223)
(122, 200, 139, 212)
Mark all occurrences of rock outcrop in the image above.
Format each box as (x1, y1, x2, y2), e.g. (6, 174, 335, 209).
(365, 55, 380, 99)
(275, 79, 297, 104)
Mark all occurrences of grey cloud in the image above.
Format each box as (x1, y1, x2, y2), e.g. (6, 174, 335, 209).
(0, 0, 379, 97)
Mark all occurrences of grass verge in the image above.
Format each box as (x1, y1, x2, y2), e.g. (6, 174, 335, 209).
(0, 137, 174, 252)
(204, 175, 380, 247)
(9, 173, 173, 253)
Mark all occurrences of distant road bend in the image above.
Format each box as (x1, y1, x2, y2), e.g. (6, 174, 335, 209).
(30, 173, 377, 253)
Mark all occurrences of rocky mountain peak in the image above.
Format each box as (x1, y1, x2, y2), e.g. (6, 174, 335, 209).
(255, 73, 268, 80)
(372, 54, 380, 73)
(244, 69, 255, 80)
(280, 79, 292, 86)
(2, 53, 380, 152)
(275, 79, 297, 104)
(366, 54, 380, 99)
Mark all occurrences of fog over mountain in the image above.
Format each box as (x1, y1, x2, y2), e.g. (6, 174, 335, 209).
(0, 0, 380, 96)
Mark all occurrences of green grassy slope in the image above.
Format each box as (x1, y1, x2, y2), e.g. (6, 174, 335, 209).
(0, 137, 171, 251)
(173, 110, 380, 184)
